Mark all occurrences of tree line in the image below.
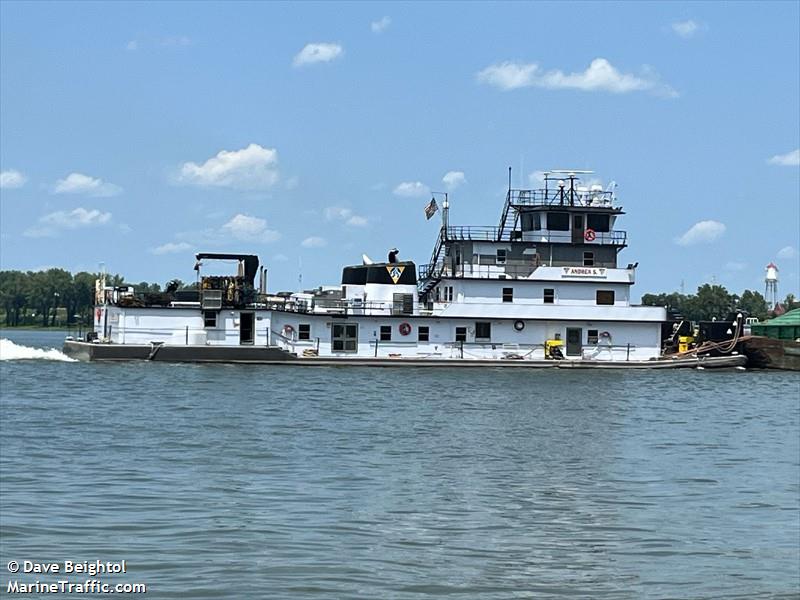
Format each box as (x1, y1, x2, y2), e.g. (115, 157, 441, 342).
(641, 284, 798, 322)
(0, 269, 170, 327)
(1, 269, 797, 327)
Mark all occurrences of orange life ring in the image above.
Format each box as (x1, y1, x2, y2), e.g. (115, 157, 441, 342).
(584, 228, 596, 242)
(399, 322, 412, 336)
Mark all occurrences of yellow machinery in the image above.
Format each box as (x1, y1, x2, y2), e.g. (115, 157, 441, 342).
(678, 336, 694, 353)
(545, 338, 564, 359)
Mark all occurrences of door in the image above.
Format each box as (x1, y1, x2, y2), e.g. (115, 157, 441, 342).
(566, 327, 582, 356)
(239, 312, 254, 344)
(572, 214, 585, 244)
(332, 323, 358, 353)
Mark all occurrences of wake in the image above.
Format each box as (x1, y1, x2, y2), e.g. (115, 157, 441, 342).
(0, 338, 77, 362)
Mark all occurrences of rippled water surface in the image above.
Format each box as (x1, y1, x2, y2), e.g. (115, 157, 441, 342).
(1, 329, 799, 599)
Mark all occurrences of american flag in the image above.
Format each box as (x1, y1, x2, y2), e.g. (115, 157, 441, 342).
(424, 198, 438, 220)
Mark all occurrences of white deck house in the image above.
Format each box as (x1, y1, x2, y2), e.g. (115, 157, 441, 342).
(94, 171, 666, 363)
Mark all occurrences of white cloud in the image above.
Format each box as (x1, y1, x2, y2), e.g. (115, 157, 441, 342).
(221, 214, 280, 243)
(126, 40, 138, 51)
(777, 246, 798, 260)
(272, 253, 289, 262)
(393, 181, 430, 198)
(301, 236, 327, 248)
(0, 169, 27, 189)
(323, 206, 369, 227)
(151, 242, 192, 255)
(442, 171, 466, 190)
(371, 16, 391, 33)
(325, 206, 353, 221)
(675, 220, 726, 246)
(293, 43, 343, 67)
(178, 143, 280, 190)
(724, 261, 747, 272)
(768, 149, 800, 167)
(477, 62, 539, 91)
(346, 215, 368, 227)
(53, 172, 122, 197)
(477, 58, 677, 97)
(25, 207, 112, 237)
(528, 170, 547, 185)
(671, 20, 699, 38)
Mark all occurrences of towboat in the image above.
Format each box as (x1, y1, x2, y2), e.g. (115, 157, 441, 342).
(63, 170, 747, 369)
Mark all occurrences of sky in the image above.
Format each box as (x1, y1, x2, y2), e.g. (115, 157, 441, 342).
(1, 1, 798, 300)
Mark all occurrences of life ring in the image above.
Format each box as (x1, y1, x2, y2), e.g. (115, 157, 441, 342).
(513, 320, 525, 331)
(283, 324, 295, 335)
(600, 331, 611, 338)
(584, 228, 596, 242)
(399, 322, 412, 336)
(95, 308, 102, 323)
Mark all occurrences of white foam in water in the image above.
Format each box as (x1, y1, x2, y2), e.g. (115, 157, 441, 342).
(0, 338, 77, 362)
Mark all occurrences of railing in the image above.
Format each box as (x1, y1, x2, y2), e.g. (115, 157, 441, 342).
(267, 297, 433, 316)
(418, 262, 539, 280)
(444, 226, 500, 241)
(521, 230, 627, 245)
(507, 188, 616, 207)
(432, 225, 626, 245)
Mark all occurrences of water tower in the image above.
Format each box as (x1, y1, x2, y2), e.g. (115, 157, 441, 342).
(765, 262, 779, 309)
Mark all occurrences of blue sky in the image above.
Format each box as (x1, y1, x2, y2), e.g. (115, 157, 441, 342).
(1, 1, 798, 298)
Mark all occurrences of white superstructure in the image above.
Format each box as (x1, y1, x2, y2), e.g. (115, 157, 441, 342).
(91, 171, 667, 363)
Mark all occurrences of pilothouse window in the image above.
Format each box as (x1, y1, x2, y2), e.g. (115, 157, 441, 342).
(547, 212, 570, 231)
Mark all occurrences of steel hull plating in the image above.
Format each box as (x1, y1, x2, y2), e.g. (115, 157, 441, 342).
(62, 340, 746, 369)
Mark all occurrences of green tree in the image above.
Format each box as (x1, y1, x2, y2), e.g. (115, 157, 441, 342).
(738, 290, 769, 320)
(0, 271, 28, 326)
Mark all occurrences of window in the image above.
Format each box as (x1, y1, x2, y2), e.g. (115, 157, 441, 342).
(418, 326, 430, 342)
(332, 323, 358, 352)
(380, 325, 392, 341)
(544, 288, 555, 304)
(588, 329, 599, 344)
(440, 286, 454, 302)
(573, 215, 583, 230)
(520, 213, 542, 231)
(455, 327, 467, 342)
(203, 310, 217, 328)
(548, 212, 570, 231)
(596, 290, 615, 305)
(586, 213, 610, 232)
(475, 321, 491, 340)
(533, 213, 541, 230)
(298, 323, 311, 340)
(393, 293, 414, 315)
(496, 249, 507, 265)
(583, 251, 594, 267)
(502, 287, 513, 303)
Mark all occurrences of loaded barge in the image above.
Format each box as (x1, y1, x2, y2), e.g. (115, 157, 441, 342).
(63, 170, 746, 369)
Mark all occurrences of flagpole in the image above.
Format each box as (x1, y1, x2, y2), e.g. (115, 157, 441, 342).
(430, 191, 449, 240)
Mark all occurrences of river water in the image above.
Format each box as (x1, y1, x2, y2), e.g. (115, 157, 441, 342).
(1, 329, 798, 599)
